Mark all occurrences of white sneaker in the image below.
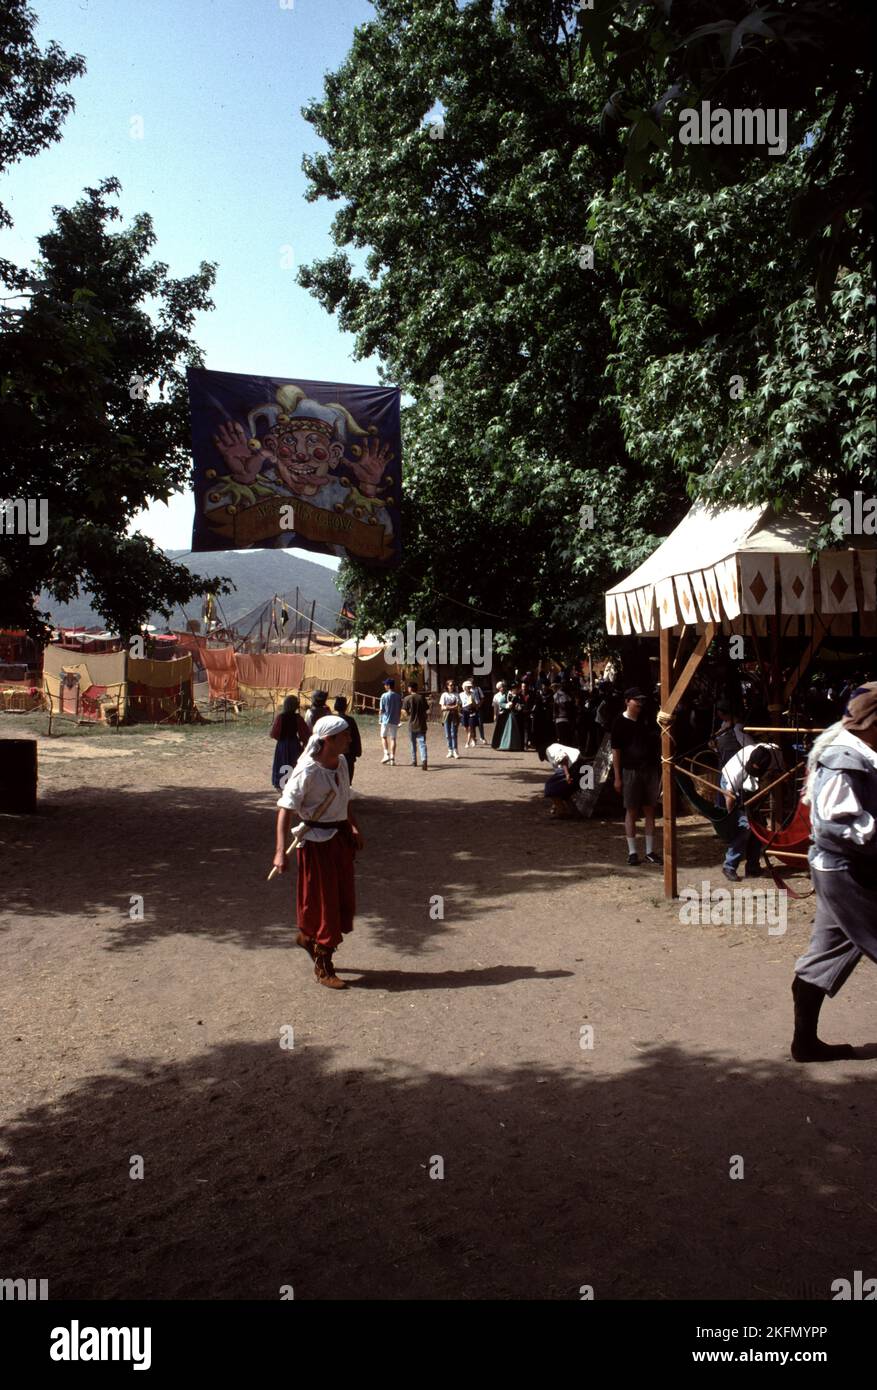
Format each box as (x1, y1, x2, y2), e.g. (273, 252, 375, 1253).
(389, 757, 395, 765)
(453, 750, 460, 759)
(381, 754, 390, 764)
(446, 750, 453, 758)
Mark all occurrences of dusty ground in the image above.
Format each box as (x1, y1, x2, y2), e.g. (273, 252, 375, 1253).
(0, 711, 874, 1301)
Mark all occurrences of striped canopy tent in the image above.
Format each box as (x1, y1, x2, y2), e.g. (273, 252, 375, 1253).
(605, 491, 877, 898)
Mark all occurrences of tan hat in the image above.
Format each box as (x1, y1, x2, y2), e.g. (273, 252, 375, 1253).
(842, 682, 877, 734)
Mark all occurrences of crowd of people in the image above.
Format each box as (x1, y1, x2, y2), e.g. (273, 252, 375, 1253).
(267, 666, 876, 1069)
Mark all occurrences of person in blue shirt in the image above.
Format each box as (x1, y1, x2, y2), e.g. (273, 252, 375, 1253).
(379, 677, 402, 765)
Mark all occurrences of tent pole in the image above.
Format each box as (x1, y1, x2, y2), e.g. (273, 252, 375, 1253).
(659, 625, 678, 899)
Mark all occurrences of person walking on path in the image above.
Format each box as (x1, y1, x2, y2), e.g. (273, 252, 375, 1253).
(611, 687, 662, 866)
(273, 715, 364, 990)
(440, 679, 461, 758)
(460, 680, 479, 748)
(470, 679, 488, 745)
(402, 680, 431, 768)
(490, 681, 509, 748)
(379, 677, 402, 765)
(790, 684, 877, 1061)
(333, 695, 362, 784)
(270, 696, 310, 790)
(304, 689, 329, 731)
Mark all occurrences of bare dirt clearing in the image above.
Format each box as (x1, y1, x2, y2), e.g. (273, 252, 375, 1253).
(1, 715, 874, 1300)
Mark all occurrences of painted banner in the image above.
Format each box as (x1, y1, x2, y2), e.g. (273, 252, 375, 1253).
(187, 369, 401, 564)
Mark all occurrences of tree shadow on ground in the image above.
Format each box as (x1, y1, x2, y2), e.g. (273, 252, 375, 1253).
(3, 783, 630, 957)
(0, 1038, 873, 1300)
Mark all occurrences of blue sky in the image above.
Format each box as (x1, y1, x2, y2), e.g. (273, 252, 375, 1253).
(0, 0, 383, 566)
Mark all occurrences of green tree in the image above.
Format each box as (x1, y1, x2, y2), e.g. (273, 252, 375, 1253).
(299, 0, 683, 661)
(0, 179, 226, 639)
(578, 0, 873, 309)
(301, 0, 873, 660)
(0, 0, 85, 286)
(590, 153, 876, 519)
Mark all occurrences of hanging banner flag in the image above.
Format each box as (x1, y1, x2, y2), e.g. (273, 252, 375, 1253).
(187, 368, 401, 564)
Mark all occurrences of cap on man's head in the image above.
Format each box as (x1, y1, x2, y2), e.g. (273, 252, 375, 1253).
(383, 677, 395, 687)
(842, 681, 877, 734)
(312, 689, 328, 702)
(624, 687, 646, 701)
(463, 680, 472, 689)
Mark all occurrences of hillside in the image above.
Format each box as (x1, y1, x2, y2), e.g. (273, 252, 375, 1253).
(38, 550, 344, 635)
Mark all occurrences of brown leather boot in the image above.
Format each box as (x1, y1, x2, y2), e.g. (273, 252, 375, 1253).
(296, 931, 316, 960)
(314, 946, 348, 990)
(791, 975, 855, 1062)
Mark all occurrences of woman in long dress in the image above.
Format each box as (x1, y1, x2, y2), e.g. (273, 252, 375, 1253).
(490, 681, 509, 749)
(270, 695, 309, 789)
(498, 683, 526, 751)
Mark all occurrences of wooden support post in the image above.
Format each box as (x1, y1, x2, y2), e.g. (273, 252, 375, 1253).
(660, 626, 677, 899)
(660, 621, 716, 899)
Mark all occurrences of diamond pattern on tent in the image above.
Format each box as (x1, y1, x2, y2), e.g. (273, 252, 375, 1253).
(819, 551, 857, 613)
(715, 558, 741, 620)
(638, 584, 656, 632)
(703, 566, 723, 621)
(627, 590, 644, 633)
(779, 553, 813, 615)
(656, 576, 678, 629)
(739, 555, 775, 614)
(617, 592, 632, 635)
(691, 570, 713, 623)
(674, 572, 696, 625)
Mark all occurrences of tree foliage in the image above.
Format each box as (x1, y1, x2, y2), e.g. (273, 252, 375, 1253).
(1, 180, 224, 639)
(590, 154, 875, 515)
(578, 0, 873, 309)
(0, 0, 86, 285)
(0, 6, 225, 641)
(299, 0, 873, 659)
(299, 0, 683, 657)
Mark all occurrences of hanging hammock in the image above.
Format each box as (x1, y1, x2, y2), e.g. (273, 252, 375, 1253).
(675, 767, 739, 839)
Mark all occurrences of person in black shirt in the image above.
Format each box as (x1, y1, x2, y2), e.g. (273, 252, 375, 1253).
(402, 681, 431, 769)
(553, 681, 575, 745)
(611, 687, 662, 866)
(333, 696, 362, 784)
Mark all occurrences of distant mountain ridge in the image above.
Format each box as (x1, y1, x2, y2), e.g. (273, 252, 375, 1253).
(39, 550, 344, 635)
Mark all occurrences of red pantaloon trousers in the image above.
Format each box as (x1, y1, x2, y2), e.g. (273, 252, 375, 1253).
(296, 825, 356, 949)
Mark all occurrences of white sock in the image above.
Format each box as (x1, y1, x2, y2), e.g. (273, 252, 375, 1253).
(626, 837, 637, 855)
(645, 835, 654, 854)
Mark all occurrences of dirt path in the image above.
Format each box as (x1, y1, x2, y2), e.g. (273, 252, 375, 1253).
(1, 720, 874, 1300)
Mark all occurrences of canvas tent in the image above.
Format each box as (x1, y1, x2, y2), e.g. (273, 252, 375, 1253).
(605, 492, 876, 898)
(43, 644, 194, 724)
(200, 643, 398, 709)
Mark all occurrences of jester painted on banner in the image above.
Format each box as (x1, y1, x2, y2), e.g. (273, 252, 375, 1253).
(187, 368, 400, 563)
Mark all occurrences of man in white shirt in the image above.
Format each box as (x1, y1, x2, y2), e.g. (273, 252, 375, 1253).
(543, 741, 583, 818)
(273, 715, 363, 990)
(719, 741, 782, 880)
